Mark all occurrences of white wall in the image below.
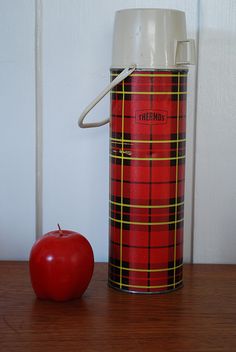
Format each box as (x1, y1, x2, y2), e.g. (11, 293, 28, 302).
(0, 0, 35, 259)
(0, 0, 235, 264)
(193, 0, 236, 263)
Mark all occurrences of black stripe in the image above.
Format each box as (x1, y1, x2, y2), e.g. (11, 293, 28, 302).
(147, 75, 155, 290)
(110, 210, 184, 222)
(110, 194, 185, 205)
(111, 132, 132, 140)
(111, 177, 185, 185)
(113, 93, 187, 101)
(111, 131, 186, 141)
(111, 240, 183, 250)
(110, 202, 185, 214)
(111, 140, 186, 151)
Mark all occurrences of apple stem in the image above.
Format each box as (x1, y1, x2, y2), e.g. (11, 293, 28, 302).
(57, 223, 63, 236)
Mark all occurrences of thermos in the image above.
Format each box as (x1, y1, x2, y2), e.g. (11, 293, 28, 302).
(78, 9, 195, 293)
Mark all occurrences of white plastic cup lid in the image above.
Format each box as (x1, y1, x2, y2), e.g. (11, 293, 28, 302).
(111, 8, 195, 70)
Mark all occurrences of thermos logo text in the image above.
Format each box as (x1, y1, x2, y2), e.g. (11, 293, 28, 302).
(135, 110, 167, 125)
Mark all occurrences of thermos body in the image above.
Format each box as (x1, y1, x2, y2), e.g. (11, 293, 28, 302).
(78, 8, 195, 294)
(109, 69, 187, 293)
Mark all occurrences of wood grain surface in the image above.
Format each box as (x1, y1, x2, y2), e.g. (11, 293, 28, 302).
(0, 262, 236, 352)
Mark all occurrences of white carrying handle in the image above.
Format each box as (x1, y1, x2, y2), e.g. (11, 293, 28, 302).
(78, 64, 136, 128)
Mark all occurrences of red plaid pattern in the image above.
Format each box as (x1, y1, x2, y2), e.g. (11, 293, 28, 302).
(109, 70, 188, 293)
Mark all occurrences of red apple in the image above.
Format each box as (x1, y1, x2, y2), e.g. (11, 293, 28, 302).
(29, 227, 94, 301)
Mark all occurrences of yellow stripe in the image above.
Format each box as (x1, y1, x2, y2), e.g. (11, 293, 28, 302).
(111, 90, 187, 95)
(109, 278, 183, 289)
(110, 137, 186, 144)
(111, 73, 187, 77)
(174, 72, 181, 288)
(110, 154, 185, 161)
(110, 217, 184, 226)
(109, 263, 183, 273)
(110, 200, 184, 209)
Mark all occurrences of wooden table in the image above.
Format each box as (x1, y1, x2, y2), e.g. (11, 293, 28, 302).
(0, 262, 236, 352)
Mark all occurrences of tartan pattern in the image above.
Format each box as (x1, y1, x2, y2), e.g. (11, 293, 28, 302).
(109, 69, 188, 293)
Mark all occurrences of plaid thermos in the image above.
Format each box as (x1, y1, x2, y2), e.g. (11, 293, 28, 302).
(79, 9, 195, 293)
